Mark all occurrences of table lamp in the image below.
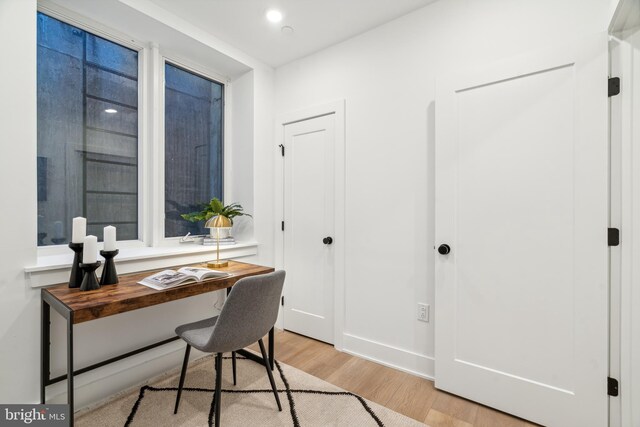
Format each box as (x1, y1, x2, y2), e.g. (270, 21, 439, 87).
(205, 215, 232, 268)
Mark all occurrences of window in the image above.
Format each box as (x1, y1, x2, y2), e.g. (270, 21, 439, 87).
(164, 63, 224, 238)
(37, 12, 139, 246)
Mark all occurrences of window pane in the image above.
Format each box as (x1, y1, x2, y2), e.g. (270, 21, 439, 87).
(165, 63, 224, 237)
(37, 13, 138, 245)
(86, 34, 138, 79)
(86, 66, 137, 107)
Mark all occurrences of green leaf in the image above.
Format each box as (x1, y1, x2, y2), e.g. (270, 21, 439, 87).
(209, 198, 224, 214)
(180, 197, 252, 224)
(181, 212, 206, 222)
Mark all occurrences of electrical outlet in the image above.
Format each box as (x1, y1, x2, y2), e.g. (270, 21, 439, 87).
(417, 303, 429, 322)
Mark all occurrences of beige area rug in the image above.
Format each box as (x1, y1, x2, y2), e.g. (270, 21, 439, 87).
(77, 354, 428, 426)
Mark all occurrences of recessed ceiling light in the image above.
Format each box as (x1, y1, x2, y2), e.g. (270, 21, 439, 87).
(266, 9, 283, 23)
(281, 26, 294, 34)
(104, 108, 118, 114)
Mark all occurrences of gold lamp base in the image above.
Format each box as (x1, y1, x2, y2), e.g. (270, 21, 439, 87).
(207, 260, 228, 269)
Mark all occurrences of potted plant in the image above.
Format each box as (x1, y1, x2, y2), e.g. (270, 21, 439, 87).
(181, 198, 252, 237)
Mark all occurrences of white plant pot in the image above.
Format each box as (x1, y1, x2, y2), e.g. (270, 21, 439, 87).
(210, 227, 232, 239)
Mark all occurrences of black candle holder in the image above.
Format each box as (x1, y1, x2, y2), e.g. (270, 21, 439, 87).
(79, 261, 101, 291)
(68, 242, 84, 288)
(99, 249, 119, 285)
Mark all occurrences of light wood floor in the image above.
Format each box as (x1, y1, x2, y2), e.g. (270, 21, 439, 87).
(250, 330, 540, 427)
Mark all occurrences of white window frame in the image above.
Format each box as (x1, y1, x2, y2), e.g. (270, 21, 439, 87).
(36, 5, 146, 256)
(29, 5, 256, 284)
(155, 51, 231, 246)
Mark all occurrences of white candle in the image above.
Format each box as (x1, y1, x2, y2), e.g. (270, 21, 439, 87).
(103, 225, 116, 251)
(83, 235, 97, 263)
(72, 217, 86, 244)
(53, 221, 63, 239)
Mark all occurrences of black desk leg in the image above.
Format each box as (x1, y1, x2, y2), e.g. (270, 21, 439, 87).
(41, 300, 50, 404)
(42, 293, 75, 424)
(268, 327, 274, 370)
(67, 312, 74, 426)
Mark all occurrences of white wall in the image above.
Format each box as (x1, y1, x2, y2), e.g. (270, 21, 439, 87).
(229, 67, 277, 265)
(0, 0, 275, 409)
(251, 67, 277, 266)
(274, 0, 613, 378)
(229, 70, 255, 241)
(0, 0, 39, 403)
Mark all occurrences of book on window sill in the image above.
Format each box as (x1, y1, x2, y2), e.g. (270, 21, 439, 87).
(202, 236, 236, 246)
(137, 267, 229, 290)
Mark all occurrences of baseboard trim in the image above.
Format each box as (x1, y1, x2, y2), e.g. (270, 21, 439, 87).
(76, 352, 215, 417)
(342, 333, 434, 380)
(45, 340, 207, 410)
(46, 331, 435, 411)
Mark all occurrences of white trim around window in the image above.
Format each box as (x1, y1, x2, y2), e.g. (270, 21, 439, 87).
(30, 3, 256, 285)
(155, 52, 231, 246)
(36, 4, 147, 257)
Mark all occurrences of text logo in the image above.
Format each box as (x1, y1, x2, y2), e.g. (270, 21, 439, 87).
(0, 405, 68, 427)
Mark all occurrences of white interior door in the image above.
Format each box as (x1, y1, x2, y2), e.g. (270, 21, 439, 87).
(435, 35, 609, 427)
(283, 114, 335, 344)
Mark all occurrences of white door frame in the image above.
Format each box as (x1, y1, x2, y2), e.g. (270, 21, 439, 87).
(609, 1, 640, 424)
(608, 35, 623, 427)
(274, 100, 346, 351)
(609, 18, 640, 427)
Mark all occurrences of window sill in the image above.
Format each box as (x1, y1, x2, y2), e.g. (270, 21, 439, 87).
(25, 241, 259, 288)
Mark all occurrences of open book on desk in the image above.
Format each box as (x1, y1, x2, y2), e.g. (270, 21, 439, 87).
(138, 267, 229, 290)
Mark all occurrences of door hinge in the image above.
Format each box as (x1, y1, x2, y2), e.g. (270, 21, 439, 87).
(281, 221, 285, 231)
(279, 144, 285, 156)
(608, 228, 620, 247)
(608, 377, 619, 396)
(609, 77, 620, 97)
(281, 296, 284, 306)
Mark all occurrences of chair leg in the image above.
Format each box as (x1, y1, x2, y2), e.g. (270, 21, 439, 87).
(232, 351, 237, 386)
(174, 344, 191, 414)
(214, 353, 223, 427)
(258, 339, 282, 411)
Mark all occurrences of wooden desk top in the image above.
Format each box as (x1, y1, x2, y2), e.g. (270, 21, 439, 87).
(43, 261, 274, 324)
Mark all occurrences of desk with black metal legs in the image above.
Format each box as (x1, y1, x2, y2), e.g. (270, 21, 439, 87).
(40, 261, 275, 426)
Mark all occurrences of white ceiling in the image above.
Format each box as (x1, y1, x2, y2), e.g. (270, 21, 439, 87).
(146, 0, 436, 67)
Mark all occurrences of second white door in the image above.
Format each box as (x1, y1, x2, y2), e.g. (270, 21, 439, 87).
(435, 35, 609, 427)
(283, 114, 335, 344)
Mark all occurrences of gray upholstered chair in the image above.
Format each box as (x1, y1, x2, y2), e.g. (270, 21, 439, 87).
(173, 270, 286, 427)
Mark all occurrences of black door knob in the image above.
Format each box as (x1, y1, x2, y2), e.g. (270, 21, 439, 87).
(323, 237, 333, 245)
(438, 244, 451, 255)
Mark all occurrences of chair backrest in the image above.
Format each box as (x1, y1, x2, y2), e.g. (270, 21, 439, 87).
(204, 270, 285, 353)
